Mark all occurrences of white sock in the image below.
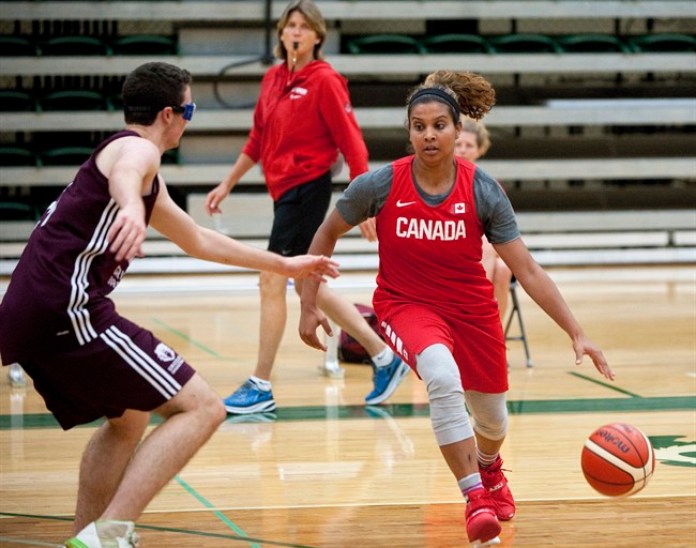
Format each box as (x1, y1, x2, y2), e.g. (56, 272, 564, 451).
(458, 473, 484, 501)
(371, 347, 394, 368)
(477, 448, 498, 467)
(250, 376, 272, 391)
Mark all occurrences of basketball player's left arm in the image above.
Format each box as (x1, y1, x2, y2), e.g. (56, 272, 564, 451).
(495, 238, 615, 380)
(106, 138, 160, 262)
(150, 182, 338, 280)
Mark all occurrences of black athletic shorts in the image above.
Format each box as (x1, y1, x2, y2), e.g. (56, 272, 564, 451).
(268, 171, 332, 257)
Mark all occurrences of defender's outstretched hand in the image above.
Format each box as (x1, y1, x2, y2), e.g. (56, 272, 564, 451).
(282, 255, 340, 282)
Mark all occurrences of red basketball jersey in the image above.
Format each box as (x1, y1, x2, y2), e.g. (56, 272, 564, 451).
(373, 156, 507, 392)
(375, 155, 495, 313)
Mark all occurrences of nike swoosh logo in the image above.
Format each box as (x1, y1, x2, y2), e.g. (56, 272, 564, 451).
(396, 200, 417, 208)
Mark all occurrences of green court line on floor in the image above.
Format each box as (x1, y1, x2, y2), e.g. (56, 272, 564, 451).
(151, 317, 225, 359)
(2, 396, 694, 430)
(0, 512, 318, 548)
(175, 474, 261, 548)
(569, 370, 643, 397)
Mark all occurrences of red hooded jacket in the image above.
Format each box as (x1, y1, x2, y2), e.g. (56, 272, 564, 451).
(242, 60, 369, 201)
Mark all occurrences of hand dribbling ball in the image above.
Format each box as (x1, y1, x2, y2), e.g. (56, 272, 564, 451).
(581, 422, 655, 497)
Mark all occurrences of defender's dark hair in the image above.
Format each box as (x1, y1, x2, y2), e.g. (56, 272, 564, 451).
(122, 62, 192, 125)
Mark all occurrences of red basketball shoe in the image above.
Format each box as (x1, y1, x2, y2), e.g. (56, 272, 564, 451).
(465, 487, 501, 546)
(480, 456, 516, 521)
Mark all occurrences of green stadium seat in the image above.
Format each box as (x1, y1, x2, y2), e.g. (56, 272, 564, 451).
(489, 33, 563, 54)
(347, 34, 426, 54)
(0, 35, 37, 56)
(112, 34, 178, 55)
(629, 33, 696, 52)
(39, 36, 112, 56)
(421, 34, 494, 54)
(0, 146, 41, 167)
(40, 90, 110, 111)
(41, 147, 93, 167)
(0, 201, 40, 221)
(557, 34, 634, 53)
(0, 90, 38, 112)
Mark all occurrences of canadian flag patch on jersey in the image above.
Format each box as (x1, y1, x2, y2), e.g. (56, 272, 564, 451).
(453, 202, 466, 214)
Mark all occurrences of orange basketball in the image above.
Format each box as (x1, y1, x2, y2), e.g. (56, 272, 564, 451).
(581, 422, 655, 497)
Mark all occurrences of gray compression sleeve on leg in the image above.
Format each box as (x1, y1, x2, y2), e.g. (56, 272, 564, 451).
(416, 343, 474, 446)
(464, 390, 508, 441)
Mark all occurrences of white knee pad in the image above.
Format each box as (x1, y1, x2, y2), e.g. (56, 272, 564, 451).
(416, 344, 474, 446)
(465, 390, 508, 441)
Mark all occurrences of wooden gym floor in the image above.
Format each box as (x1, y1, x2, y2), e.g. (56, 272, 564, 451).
(1, 265, 695, 547)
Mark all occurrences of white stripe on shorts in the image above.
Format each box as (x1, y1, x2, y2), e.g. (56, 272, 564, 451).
(100, 325, 182, 399)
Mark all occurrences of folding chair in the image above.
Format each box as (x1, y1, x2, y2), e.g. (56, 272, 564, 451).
(504, 276, 533, 368)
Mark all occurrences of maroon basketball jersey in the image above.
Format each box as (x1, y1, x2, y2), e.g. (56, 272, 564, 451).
(0, 131, 159, 364)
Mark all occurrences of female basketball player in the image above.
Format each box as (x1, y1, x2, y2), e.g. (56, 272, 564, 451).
(298, 70, 615, 546)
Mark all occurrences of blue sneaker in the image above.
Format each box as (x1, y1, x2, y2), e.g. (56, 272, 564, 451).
(365, 356, 410, 405)
(224, 379, 276, 414)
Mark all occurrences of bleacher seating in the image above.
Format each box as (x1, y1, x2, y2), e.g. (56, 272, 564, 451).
(39, 89, 110, 111)
(0, 202, 39, 222)
(346, 34, 425, 55)
(111, 34, 178, 55)
(40, 146, 92, 167)
(0, 34, 37, 56)
(38, 35, 112, 56)
(421, 34, 495, 54)
(488, 33, 564, 54)
(0, 90, 37, 112)
(556, 34, 635, 53)
(0, 0, 694, 271)
(0, 146, 41, 167)
(629, 33, 696, 52)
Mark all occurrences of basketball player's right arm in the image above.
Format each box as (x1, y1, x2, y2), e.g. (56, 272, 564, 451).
(299, 209, 354, 350)
(204, 152, 256, 215)
(152, 182, 339, 280)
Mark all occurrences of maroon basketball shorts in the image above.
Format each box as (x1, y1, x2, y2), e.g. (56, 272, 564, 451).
(20, 316, 196, 430)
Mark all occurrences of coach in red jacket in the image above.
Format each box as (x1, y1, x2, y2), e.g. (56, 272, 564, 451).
(205, 0, 409, 415)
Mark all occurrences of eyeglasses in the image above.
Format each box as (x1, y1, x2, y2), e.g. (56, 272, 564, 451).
(169, 102, 196, 122)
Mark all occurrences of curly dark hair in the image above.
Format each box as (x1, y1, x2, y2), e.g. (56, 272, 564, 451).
(407, 70, 496, 122)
